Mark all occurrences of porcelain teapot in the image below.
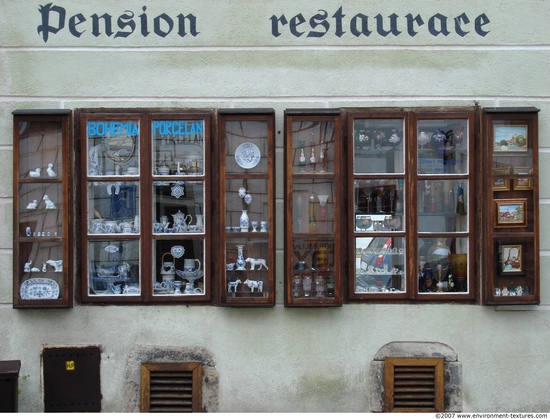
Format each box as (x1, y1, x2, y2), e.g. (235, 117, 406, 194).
(172, 210, 192, 231)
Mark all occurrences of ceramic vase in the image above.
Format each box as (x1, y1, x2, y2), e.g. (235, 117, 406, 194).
(240, 209, 249, 232)
(236, 245, 246, 270)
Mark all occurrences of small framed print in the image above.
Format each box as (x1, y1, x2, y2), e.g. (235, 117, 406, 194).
(492, 168, 510, 191)
(513, 167, 533, 190)
(493, 124, 528, 153)
(494, 199, 528, 228)
(500, 244, 523, 274)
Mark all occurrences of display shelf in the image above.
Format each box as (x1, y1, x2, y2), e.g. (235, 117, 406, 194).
(284, 109, 343, 307)
(483, 108, 540, 305)
(218, 109, 276, 307)
(13, 110, 72, 308)
(347, 109, 476, 302)
(79, 110, 212, 303)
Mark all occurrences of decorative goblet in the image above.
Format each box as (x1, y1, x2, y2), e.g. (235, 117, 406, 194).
(418, 131, 430, 149)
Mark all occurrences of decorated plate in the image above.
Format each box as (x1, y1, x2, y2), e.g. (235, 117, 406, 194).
(20, 278, 60, 300)
(235, 142, 261, 169)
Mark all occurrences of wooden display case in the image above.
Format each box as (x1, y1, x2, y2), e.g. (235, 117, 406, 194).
(78, 110, 212, 303)
(217, 109, 276, 307)
(483, 108, 540, 305)
(284, 109, 343, 307)
(13, 110, 72, 308)
(347, 109, 476, 302)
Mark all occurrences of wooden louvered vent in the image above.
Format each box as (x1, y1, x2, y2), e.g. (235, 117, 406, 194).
(141, 362, 202, 413)
(384, 357, 444, 413)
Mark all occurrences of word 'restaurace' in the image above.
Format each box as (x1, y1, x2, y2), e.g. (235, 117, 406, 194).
(270, 7, 490, 38)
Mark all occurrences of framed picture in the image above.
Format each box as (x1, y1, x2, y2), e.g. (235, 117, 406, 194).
(513, 167, 533, 190)
(493, 124, 528, 153)
(494, 199, 528, 228)
(492, 168, 510, 191)
(500, 244, 523, 274)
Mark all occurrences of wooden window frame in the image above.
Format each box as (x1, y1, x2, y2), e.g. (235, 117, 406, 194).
(76, 109, 213, 304)
(347, 108, 478, 303)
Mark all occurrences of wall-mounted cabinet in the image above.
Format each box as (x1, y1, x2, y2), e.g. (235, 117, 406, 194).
(78, 110, 212, 303)
(13, 110, 72, 308)
(347, 109, 476, 302)
(284, 110, 343, 307)
(217, 110, 276, 306)
(483, 108, 540, 305)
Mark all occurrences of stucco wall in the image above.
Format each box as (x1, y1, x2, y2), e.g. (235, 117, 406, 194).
(1, 0, 550, 412)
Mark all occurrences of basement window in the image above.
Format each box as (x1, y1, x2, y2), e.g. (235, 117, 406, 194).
(140, 362, 202, 413)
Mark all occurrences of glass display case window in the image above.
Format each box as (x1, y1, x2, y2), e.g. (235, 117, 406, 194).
(13, 111, 72, 308)
(483, 108, 540, 305)
(218, 110, 276, 307)
(348, 110, 475, 302)
(284, 110, 343, 307)
(79, 110, 212, 303)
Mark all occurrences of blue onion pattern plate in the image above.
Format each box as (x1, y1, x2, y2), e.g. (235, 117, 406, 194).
(20, 278, 60, 299)
(235, 142, 261, 169)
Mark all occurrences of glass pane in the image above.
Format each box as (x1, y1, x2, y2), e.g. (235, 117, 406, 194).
(226, 178, 268, 233)
(18, 120, 63, 178)
(492, 120, 534, 183)
(153, 181, 204, 233)
(353, 118, 404, 174)
(417, 119, 468, 174)
(494, 239, 534, 297)
(87, 120, 140, 176)
(354, 236, 405, 293)
(154, 239, 205, 296)
(225, 120, 269, 175)
(19, 183, 63, 237)
(291, 120, 335, 174)
(354, 179, 405, 231)
(20, 241, 64, 300)
(152, 119, 205, 176)
(292, 179, 335, 234)
(225, 238, 271, 296)
(417, 180, 468, 232)
(88, 181, 140, 234)
(418, 237, 468, 293)
(88, 240, 140, 296)
(290, 238, 335, 299)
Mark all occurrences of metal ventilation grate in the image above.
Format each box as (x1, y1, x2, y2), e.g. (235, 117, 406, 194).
(141, 363, 202, 413)
(384, 357, 444, 412)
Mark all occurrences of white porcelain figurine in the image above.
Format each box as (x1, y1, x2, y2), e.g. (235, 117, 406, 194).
(26, 200, 38, 209)
(46, 163, 57, 177)
(24, 260, 32, 272)
(46, 259, 63, 272)
(29, 168, 41, 177)
(43, 195, 56, 209)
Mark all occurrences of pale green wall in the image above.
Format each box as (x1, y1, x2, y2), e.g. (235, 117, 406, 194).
(1, 0, 550, 412)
